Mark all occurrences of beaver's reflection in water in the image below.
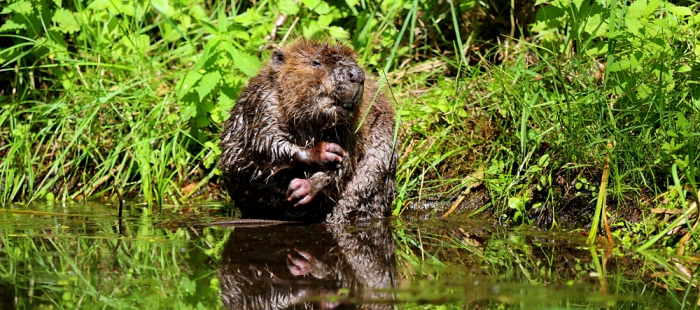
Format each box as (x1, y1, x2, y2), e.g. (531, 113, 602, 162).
(218, 221, 397, 309)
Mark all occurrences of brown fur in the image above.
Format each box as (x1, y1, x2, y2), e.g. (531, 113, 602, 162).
(218, 223, 397, 309)
(218, 40, 397, 223)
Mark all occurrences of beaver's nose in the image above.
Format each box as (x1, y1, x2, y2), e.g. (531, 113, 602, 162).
(347, 66, 365, 84)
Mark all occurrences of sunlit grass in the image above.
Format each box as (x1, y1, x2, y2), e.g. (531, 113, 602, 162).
(1, 0, 699, 258)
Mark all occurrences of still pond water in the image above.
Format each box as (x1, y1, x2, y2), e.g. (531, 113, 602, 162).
(0, 203, 692, 309)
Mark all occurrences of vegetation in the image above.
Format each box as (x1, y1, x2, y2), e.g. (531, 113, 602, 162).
(0, 203, 229, 308)
(1, 0, 699, 255)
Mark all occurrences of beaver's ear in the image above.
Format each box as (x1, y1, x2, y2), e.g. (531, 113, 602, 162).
(271, 50, 285, 67)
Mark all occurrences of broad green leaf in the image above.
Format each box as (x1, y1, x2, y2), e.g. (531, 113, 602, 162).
(0, 20, 27, 33)
(626, 0, 647, 19)
(1, 1, 33, 15)
(318, 14, 334, 27)
(88, 0, 122, 13)
(667, 5, 692, 17)
(311, 2, 330, 14)
(218, 6, 228, 34)
(302, 0, 330, 14)
(212, 91, 235, 124)
(303, 20, 322, 38)
(676, 112, 689, 130)
(605, 31, 624, 38)
(189, 5, 208, 21)
(328, 26, 349, 40)
(636, 83, 651, 99)
(194, 114, 210, 128)
(53, 0, 62, 8)
(571, 0, 583, 10)
(646, 0, 662, 15)
(677, 65, 691, 73)
(151, 0, 174, 17)
(199, 100, 215, 112)
(197, 70, 222, 101)
(180, 103, 197, 121)
(217, 90, 235, 110)
(624, 16, 643, 35)
(134, 34, 151, 51)
(223, 42, 261, 77)
(178, 71, 203, 98)
(230, 30, 250, 41)
(301, 0, 321, 9)
(279, 0, 300, 15)
(120, 4, 135, 16)
(233, 7, 258, 26)
(52, 9, 80, 34)
(197, 38, 221, 70)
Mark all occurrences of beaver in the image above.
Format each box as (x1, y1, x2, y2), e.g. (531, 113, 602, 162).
(218, 223, 397, 309)
(218, 40, 397, 223)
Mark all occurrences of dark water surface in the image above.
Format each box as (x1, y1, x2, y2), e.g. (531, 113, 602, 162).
(0, 203, 690, 309)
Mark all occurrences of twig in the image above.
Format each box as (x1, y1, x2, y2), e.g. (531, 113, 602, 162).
(281, 16, 300, 44)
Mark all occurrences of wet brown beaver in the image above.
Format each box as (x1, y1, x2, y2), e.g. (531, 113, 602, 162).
(218, 40, 397, 223)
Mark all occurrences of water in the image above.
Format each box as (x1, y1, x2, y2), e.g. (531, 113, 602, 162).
(0, 203, 688, 309)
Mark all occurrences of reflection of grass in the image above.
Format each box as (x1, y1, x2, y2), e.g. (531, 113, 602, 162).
(0, 204, 230, 308)
(393, 217, 682, 308)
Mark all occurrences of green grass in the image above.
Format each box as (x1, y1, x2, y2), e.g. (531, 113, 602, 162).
(1, 0, 699, 254)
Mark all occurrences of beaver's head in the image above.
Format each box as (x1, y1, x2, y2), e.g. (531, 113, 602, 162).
(271, 40, 365, 130)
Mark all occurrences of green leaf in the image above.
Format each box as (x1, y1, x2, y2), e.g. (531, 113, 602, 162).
(646, 0, 662, 15)
(0, 20, 27, 33)
(279, 0, 300, 15)
(178, 71, 203, 98)
(151, 0, 174, 17)
(676, 112, 689, 130)
(197, 70, 222, 101)
(217, 90, 235, 109)
(667, 5, 692, 17)
(179, 277, 196, 296)
(312, 2, 330, 14)
(303, 20, 322, 38)
(189, 5, 208, 21)
(223, 42, 261, 77)
(212, 91, 235, 124)
(88, 0, 123, 13)
(328, 26, 349, 40)
(301, 0, 330, 14)
(195, 114, 210, 128)
(318, 14, 334, 27)
(626, 0, 647, 19)
(2, 1, 33, 15)
(301, 0, 321, 8)
(181, 103, 197, 121)
(624, 15, 644, 35)
(199, 100, 215, 113)
(52, 9, 80, 34)
(677, 65, 691, 73)
(218, 6, 228, 34)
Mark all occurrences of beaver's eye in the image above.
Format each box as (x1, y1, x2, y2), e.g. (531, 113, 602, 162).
(311, 60, 322, 67)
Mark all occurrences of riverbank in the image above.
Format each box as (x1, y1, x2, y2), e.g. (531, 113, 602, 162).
(1, 1, 699, 252)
